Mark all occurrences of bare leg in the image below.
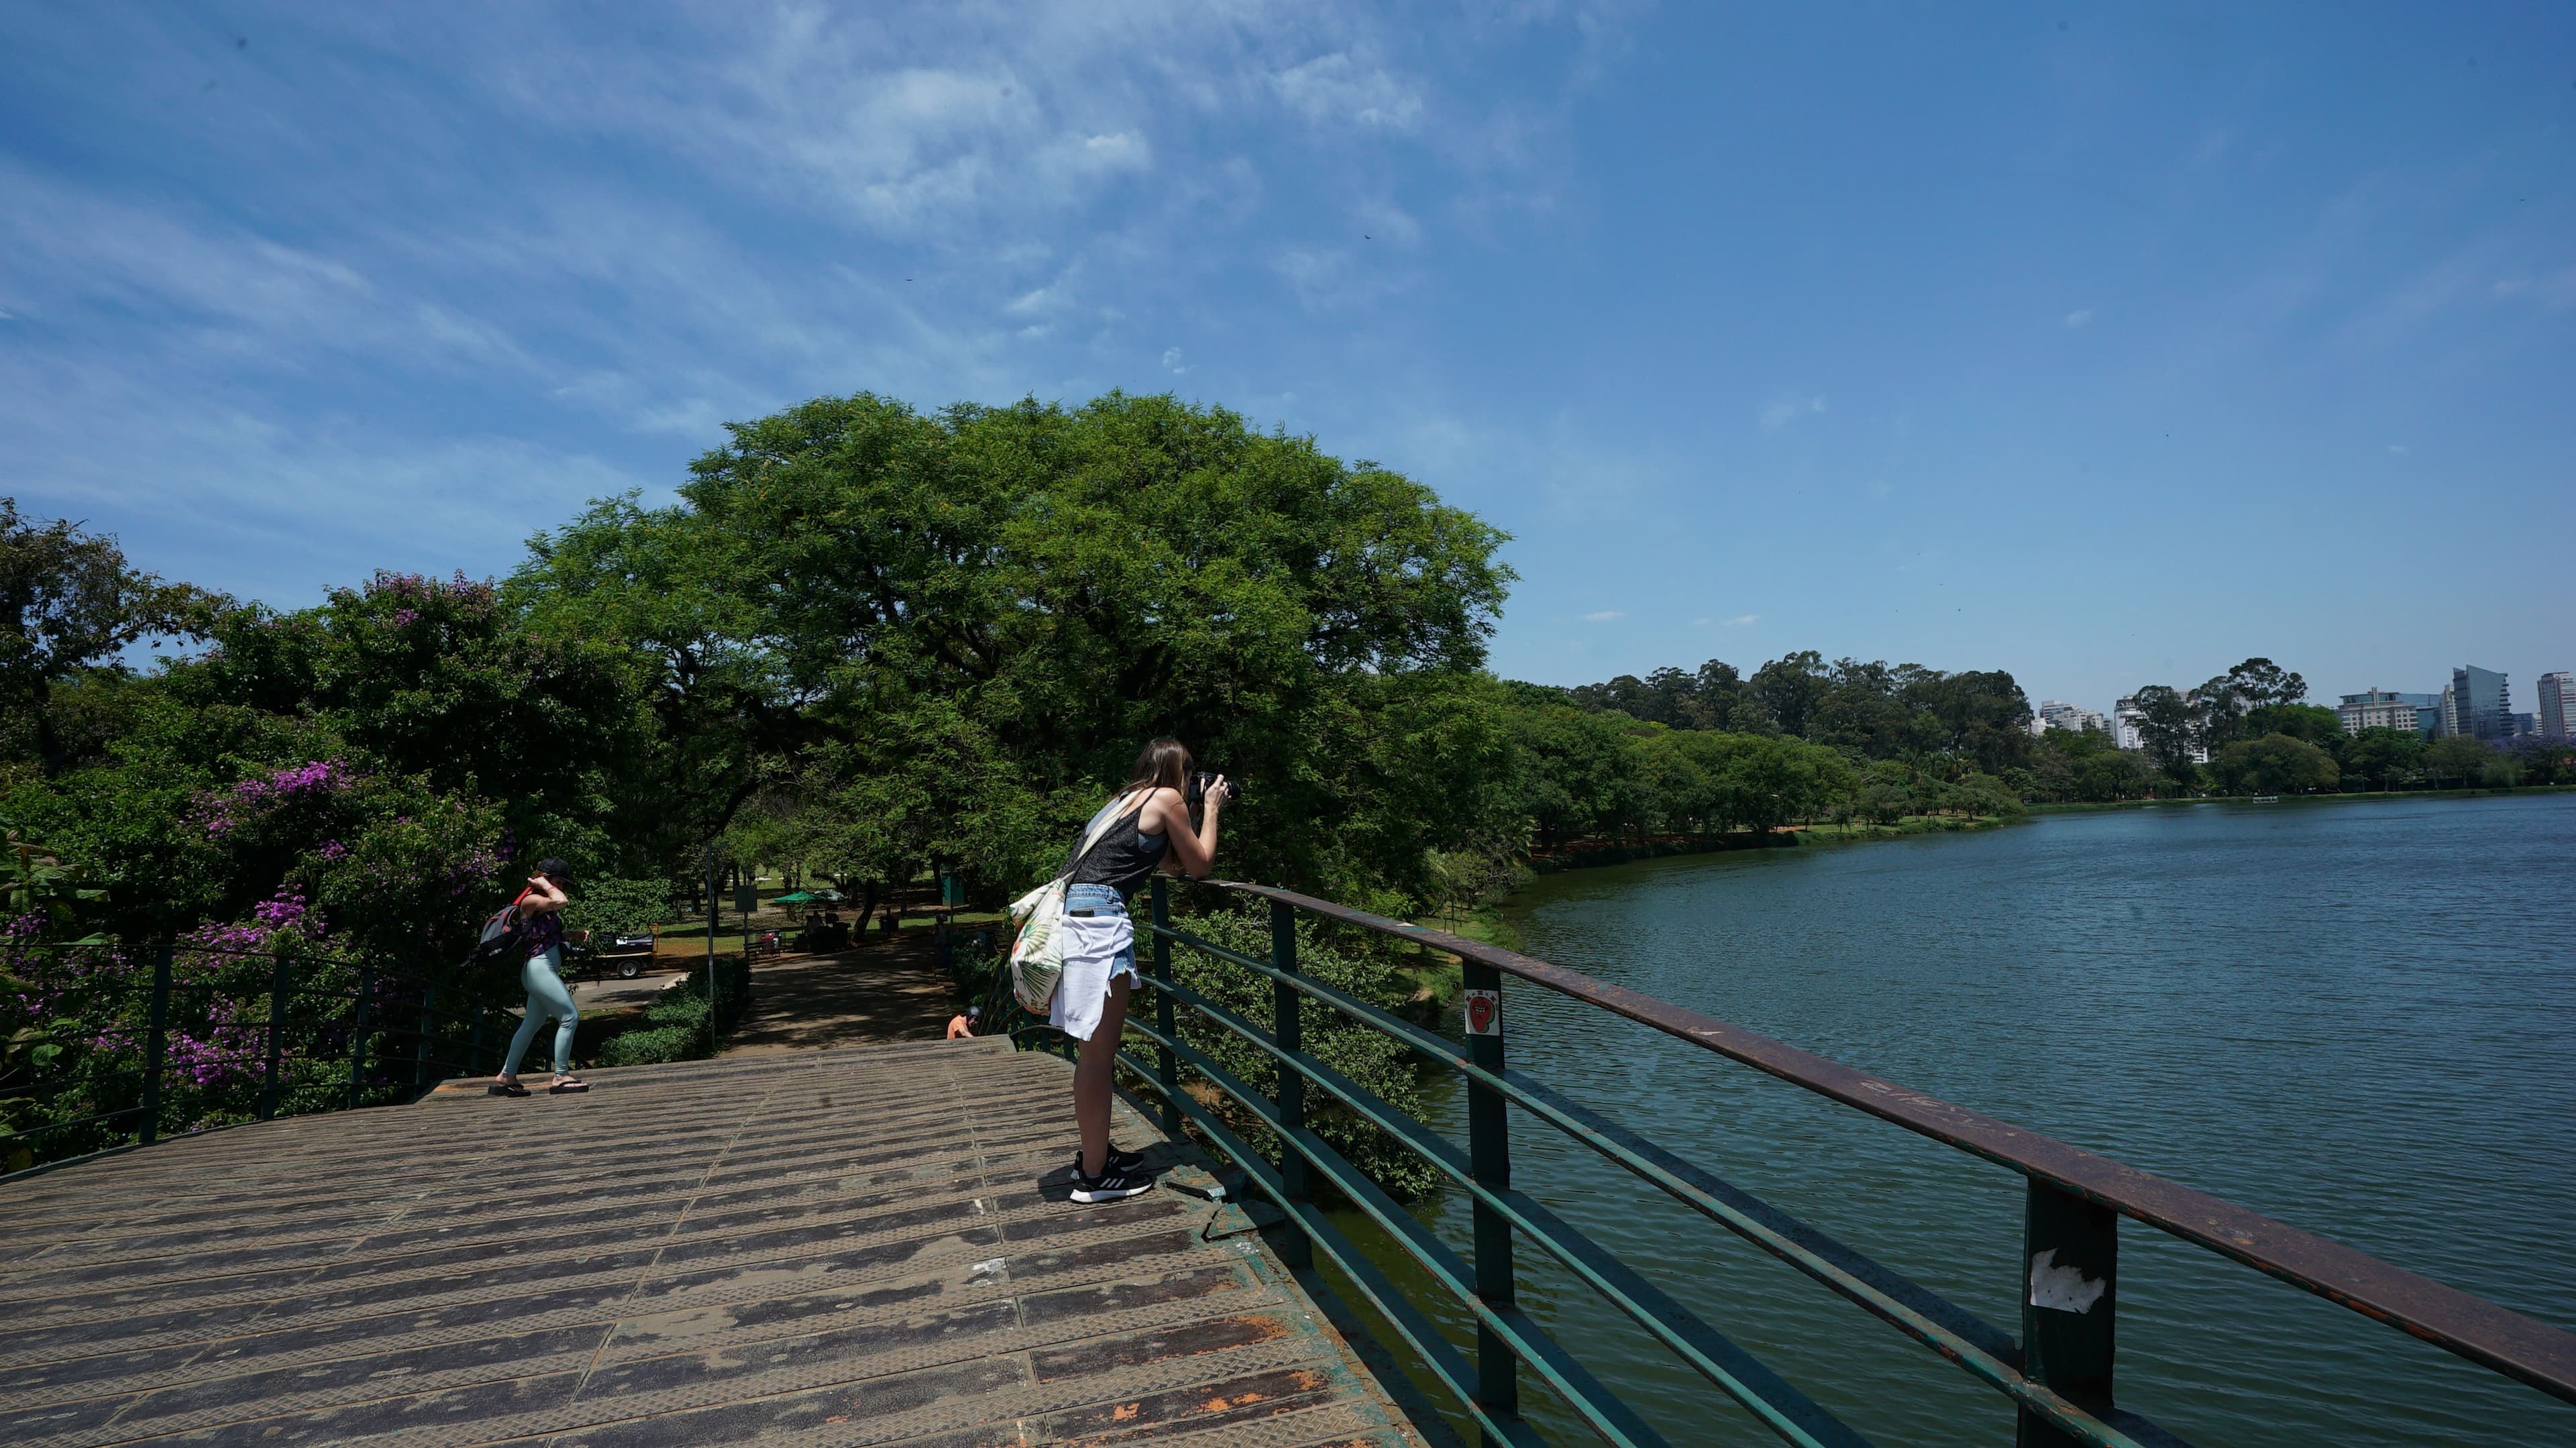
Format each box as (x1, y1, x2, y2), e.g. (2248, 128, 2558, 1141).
(1074, 976, 1133, 1177)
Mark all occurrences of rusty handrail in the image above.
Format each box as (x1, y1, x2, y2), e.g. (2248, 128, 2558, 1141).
(1212, 879, 2576, 1406)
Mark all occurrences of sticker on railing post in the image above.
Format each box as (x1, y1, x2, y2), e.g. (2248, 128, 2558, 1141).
(1463, 989, 1501, 1037)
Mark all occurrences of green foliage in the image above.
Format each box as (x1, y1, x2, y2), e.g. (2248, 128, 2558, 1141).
(1, 567, 665, 986)
(2214, 733, 2341, 795)
(1506, 700, 1646, 846)
(565, 877, 674, 938)
(2343, 727, 2426, 789)
(1163, 903, 1438, 1199)
(2125, 685, 2200, 781)
(511, 392, 1516, 916)
(2, 828, 105, 940)
(0, 498, 222, 773)
(595, 957, 752, 1066)
(2422, 736, 2497, 787)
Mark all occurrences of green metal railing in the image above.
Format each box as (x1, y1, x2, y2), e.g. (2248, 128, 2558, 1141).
(1111, 878, 2576, 1447)
(1, 941, 493, 1176)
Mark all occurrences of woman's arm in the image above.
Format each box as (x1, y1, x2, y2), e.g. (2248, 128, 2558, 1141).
(1148, 782, 1225, 879)
(519, 877, 570, 915)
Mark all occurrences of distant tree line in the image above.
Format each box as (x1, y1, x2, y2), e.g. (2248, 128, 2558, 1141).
(2106, 657, 2569, 796)
(1504, 653, 2035, 848)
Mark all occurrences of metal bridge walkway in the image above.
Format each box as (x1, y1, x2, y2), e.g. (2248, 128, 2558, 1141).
(0, 1038, 1422, 1448)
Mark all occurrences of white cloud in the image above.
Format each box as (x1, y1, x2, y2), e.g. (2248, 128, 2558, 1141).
(2064, 309, 2093, 329)
(1580, 610, 1624, 622)
(2387, 443, 2409, 455)
(1161, 345, 1187, 374)
(1760, 394, 1826, 430)
(1721, 613, 1759, 626)
(2489, 267, 2576, 308)
(0, 0, 1634, 610)
(1867, 479, 1893, 499)
(1273, 52, 1425, 131)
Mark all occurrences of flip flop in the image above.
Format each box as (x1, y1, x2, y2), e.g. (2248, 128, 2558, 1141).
(488, 1082, 531, 1097)
(547, 1078, 590, 1095)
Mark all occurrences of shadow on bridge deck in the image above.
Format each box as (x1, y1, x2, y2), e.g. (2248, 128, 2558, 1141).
(0, 1038, 1424, 1448)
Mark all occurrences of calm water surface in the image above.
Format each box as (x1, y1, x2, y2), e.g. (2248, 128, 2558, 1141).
(1332, 794, 2576, 1447)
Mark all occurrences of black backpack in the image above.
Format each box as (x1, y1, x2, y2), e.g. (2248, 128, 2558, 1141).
(472, 893, 529, 966)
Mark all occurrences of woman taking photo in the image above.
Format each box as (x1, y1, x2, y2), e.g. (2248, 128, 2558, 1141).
(490, 858, 590, 1097)
(1055, 738, 1225, 1203)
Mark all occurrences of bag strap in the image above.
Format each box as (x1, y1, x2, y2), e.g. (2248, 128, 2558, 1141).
(1057, 790, 1140, 885)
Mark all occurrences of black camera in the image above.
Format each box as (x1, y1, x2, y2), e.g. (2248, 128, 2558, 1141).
(1185, 771, 1240, 807)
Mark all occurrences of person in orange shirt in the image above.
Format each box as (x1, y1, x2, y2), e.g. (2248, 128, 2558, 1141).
(946, 1005, 981, 1040)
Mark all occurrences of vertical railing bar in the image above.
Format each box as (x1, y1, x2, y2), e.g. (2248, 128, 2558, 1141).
(1270, 898, 1311, 1269)
(345, 962, 374, 1111)
(2017, 1181, 2120, 1447)
(411, 981, 435, 1093)
(1462, 954, 1521, 1442)
(138, 944, 172, 1147)
(1152, 878, 1179, 1137)
(258, 946, 290, 1121)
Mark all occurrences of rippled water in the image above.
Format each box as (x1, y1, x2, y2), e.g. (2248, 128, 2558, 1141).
(1328, 794, 2576, 1447)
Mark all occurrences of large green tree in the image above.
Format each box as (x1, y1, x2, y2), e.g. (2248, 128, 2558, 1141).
(0, 499, 219, 775)
(513, 391, 1518, 912)
(2213, 733, 2340, 795)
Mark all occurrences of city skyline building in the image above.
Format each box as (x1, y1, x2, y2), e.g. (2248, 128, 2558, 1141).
(2541, 672, 2573, 738)
(2337, 688, 2440, 739)
(2440, 665, 2513, 741)
(2036, 700, 2109, 736)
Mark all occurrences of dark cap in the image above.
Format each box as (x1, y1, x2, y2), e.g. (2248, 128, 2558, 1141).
(535, 857, 574, 885)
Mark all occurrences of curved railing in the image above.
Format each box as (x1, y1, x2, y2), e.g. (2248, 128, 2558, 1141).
(1111, 878, 2576, 1447)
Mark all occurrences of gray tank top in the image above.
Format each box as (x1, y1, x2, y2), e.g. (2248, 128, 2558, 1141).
(1066, 797, 1169, 898)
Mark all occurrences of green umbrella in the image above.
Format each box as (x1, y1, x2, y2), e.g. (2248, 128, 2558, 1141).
(771, 891, 818, 905)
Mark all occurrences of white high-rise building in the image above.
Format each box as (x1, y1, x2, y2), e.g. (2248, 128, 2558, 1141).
(2540, 672, 2573, 738)
(2338, 689, 2438, 738)
(2035, 700, 2109, 735)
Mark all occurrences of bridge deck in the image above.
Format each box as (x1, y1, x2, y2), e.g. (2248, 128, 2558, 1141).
(0, 1038, 1422, 1448)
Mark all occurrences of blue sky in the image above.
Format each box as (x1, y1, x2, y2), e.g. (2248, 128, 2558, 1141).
(3, 3, 2570, 716)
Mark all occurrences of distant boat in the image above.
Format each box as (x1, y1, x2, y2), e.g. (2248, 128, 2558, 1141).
(2249, 795, 2281, 803)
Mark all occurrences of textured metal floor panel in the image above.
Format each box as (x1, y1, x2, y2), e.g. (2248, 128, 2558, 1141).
(0, 1038, 1424, 1447)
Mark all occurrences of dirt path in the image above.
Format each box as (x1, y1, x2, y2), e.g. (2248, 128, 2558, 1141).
(725, 930, 970, 1054)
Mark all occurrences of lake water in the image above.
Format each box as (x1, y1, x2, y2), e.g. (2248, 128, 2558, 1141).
(1332, 793, 2576, 1447)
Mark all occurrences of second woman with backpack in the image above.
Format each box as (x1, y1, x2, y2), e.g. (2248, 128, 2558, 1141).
(489, 858, 590, 1097)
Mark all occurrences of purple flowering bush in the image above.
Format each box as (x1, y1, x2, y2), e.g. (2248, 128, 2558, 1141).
(1, 565, 665, 1166)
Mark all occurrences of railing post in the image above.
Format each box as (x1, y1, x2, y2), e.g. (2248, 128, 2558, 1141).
(1150, 878, 1179, 1137)
(1269, 899, 1310, 1268)
(1461, 956, 1519, 1439)
(704, 849, 719, 1057)
(412, 982, 435, 1092)
(345, 964, 374, 1110)
(138, 945, 172, 1146)
(2017, 1180, 2118, 1447)
(258, 946, 291, 1121)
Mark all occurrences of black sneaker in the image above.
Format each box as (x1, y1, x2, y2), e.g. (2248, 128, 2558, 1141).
(1069, 1165, 1155, 1204)
(1073, 1145, 1147, 1176)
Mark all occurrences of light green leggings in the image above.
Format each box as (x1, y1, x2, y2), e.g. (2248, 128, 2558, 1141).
(501, 946, 578, 1077)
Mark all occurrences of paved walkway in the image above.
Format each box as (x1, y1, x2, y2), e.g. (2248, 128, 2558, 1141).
(0, 1039, 1422, 1448)
(728, 934, 965, 1054)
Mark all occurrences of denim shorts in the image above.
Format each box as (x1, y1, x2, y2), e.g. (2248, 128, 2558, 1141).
(1063, 883, 1138, 981)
